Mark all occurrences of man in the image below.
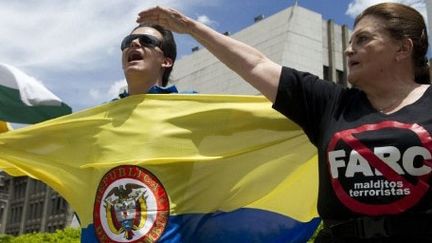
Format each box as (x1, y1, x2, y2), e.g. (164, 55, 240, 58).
(119, 24, 179, 98)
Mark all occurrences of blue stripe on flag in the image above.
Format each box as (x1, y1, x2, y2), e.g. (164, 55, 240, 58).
(81, 208, 320, 243)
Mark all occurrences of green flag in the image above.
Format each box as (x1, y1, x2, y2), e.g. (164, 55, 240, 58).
(0, 63, 71, 124)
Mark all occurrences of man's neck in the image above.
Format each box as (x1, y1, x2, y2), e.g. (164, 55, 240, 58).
(126, 78, 161, 95)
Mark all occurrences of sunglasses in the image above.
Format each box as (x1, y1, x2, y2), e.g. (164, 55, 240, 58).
(120, 34, 162, 51)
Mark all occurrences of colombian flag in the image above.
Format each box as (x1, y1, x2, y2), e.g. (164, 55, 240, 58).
(0, 94, 320, 242)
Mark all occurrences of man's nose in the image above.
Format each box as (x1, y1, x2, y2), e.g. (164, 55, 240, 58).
(130, 38, 141, 48)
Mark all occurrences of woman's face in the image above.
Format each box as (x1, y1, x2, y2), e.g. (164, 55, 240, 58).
(121, 26, 165, 85)
(345, 15, 401, 88)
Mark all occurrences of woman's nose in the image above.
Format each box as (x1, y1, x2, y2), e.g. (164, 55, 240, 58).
(344, 44, 354, 56)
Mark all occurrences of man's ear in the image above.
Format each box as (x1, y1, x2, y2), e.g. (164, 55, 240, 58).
(161, 57, 173, 68)
(395, 38, 413, 62)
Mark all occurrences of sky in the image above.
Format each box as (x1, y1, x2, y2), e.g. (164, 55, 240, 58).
(0, 0, 428, 113)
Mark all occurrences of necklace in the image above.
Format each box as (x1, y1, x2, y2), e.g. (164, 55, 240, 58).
(377, 100, 400, 112)
(373, 84, 428, 113)
(371, 84, 429, 113)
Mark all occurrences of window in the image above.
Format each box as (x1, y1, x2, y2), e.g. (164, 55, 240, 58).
(323, 66, 329, 81)
(336, 69, 345, 85)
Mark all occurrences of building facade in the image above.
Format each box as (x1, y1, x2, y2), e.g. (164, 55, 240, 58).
(0, 174, 75, 235)
(172, 5, 350, 94)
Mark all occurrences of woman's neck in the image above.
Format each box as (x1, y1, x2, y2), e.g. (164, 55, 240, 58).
(365, 82, 429, 114)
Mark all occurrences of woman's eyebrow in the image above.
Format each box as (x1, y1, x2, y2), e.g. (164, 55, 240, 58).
(349, 30, 369, 43)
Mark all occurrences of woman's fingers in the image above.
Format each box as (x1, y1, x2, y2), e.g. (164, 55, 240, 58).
(137, 6, 191, 34)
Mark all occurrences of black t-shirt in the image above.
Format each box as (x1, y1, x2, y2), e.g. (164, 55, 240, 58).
(273, 66, 432, 220)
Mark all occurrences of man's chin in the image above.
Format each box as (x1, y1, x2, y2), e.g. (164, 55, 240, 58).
(124, 65, 144, 74)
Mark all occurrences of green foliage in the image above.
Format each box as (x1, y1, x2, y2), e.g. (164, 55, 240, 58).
(0, 234, 13, 243)
(0, 224, 319, 242)
(0, 228, 80, 243)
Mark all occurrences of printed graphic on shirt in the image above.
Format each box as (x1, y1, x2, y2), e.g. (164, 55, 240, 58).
(327, 121, 432, 215)
(93, 165, 169, 242)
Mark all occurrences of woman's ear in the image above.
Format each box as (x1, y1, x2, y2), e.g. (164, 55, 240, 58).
(161, 57, 173, 68)
(395, 38, 413, 62)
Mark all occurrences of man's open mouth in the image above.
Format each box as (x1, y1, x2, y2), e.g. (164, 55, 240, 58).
(128, 51, 144, 62)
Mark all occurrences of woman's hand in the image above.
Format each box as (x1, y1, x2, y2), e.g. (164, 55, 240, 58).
(137, 5, 280, 102)
(137, 6, 192, 34)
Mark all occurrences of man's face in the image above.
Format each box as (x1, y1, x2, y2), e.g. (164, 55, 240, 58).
(121, 27, 166, 91)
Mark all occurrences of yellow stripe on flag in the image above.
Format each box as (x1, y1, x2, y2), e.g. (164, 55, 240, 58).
(0, 121, 26, 176)
(0, 121, 10, 133)
(0, 94, 318, 227)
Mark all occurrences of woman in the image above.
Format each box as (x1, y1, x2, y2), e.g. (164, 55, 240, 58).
(137, 3, 432, 242)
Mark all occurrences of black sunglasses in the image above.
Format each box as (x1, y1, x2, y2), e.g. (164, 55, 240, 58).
(120, 34, 162, 51)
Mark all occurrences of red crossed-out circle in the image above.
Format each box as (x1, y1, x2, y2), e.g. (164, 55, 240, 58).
(327, 121, 432, 215)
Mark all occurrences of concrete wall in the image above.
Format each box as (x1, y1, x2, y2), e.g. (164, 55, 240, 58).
(172, 5, 349, 95)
